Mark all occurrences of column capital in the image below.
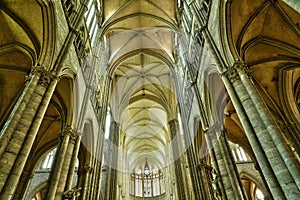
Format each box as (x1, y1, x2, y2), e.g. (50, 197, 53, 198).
(38, 71, 57, 88)
(234, 60, 252, 78)
(221, 66, 240, 83)
(60, 126, 79, 140)
(205, 124, 222, 135)
(25, 66, 45, 82)
(26, 66, 58, 87)
(69, 132, 79, 144)
(221, 60, 252, 83)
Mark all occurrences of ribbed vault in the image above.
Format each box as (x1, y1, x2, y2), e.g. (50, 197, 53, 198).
(103, 0, 178, 173)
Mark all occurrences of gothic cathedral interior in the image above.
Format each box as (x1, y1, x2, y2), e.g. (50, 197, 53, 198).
(0, 0, 300, 200)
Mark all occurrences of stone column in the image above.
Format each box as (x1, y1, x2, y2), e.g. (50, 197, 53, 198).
(0, 67, 58, 199)
(55, 131, 78, 200)
(105, 120, 120, 200)
(168, 118, 187, 200)
(178, 110, 202, 199)
(133, 175, 136, 198)
(237, 62, 300, 186)
(196, 161, 215, 200)
(0, 67, 42, 157)
(65, 134, 81, 191)
(85, 159, 95, 200)
(12, 170, 34, 200)
(91, 159, 102, 199)
(206, 125, 247, 200)
(151, 174, 154, 197)
(77, 165, 93, 200)
(46, 127, 75, 200)
(222, 62, 300, 198)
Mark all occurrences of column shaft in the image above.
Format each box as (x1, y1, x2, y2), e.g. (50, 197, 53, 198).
(12, 170, 33, 200)
(105, 120, 119, 200)
(238, 65, 300, 189)
(65, 135, 81, 191)
(223, 64, 300, 199)
(0, 69, 57, 199)
(0, 69, 41, 157)
(168, 119, 188, 200)
(206, 126, 246, 200)
(78, 165, 93, 200)
(55, 135, 76, 200)
(221, 74, 284, 199)
(46, 127, 73, 200)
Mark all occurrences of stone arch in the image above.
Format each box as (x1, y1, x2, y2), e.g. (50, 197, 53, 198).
(26, 181, 48, 200)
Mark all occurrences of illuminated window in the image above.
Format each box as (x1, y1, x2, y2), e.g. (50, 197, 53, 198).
(130, 159, 165, 197)
(229, 142, 251, 162)
(84, 0, 99, 45)
(36, 148, 56, 170)
(255, 188, 264, 200)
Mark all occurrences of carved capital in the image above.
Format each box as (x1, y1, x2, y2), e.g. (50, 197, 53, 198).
(221, 66, 240, 83)
(69, 131, 80, 144)
(25, 66, 45, 83)
(60, 126, 78, 142)
(27, 66, 57, 87)
(234, 60, 252, 79)
(38, 71, 55, 88)
(222, 60, 252, 83)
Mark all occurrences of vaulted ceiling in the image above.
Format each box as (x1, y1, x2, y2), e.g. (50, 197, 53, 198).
(102, 0, 179, 172)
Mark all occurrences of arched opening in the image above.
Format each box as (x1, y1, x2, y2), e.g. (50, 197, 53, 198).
(26, 147, 79, 200)
(130, 162, 165, 198)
